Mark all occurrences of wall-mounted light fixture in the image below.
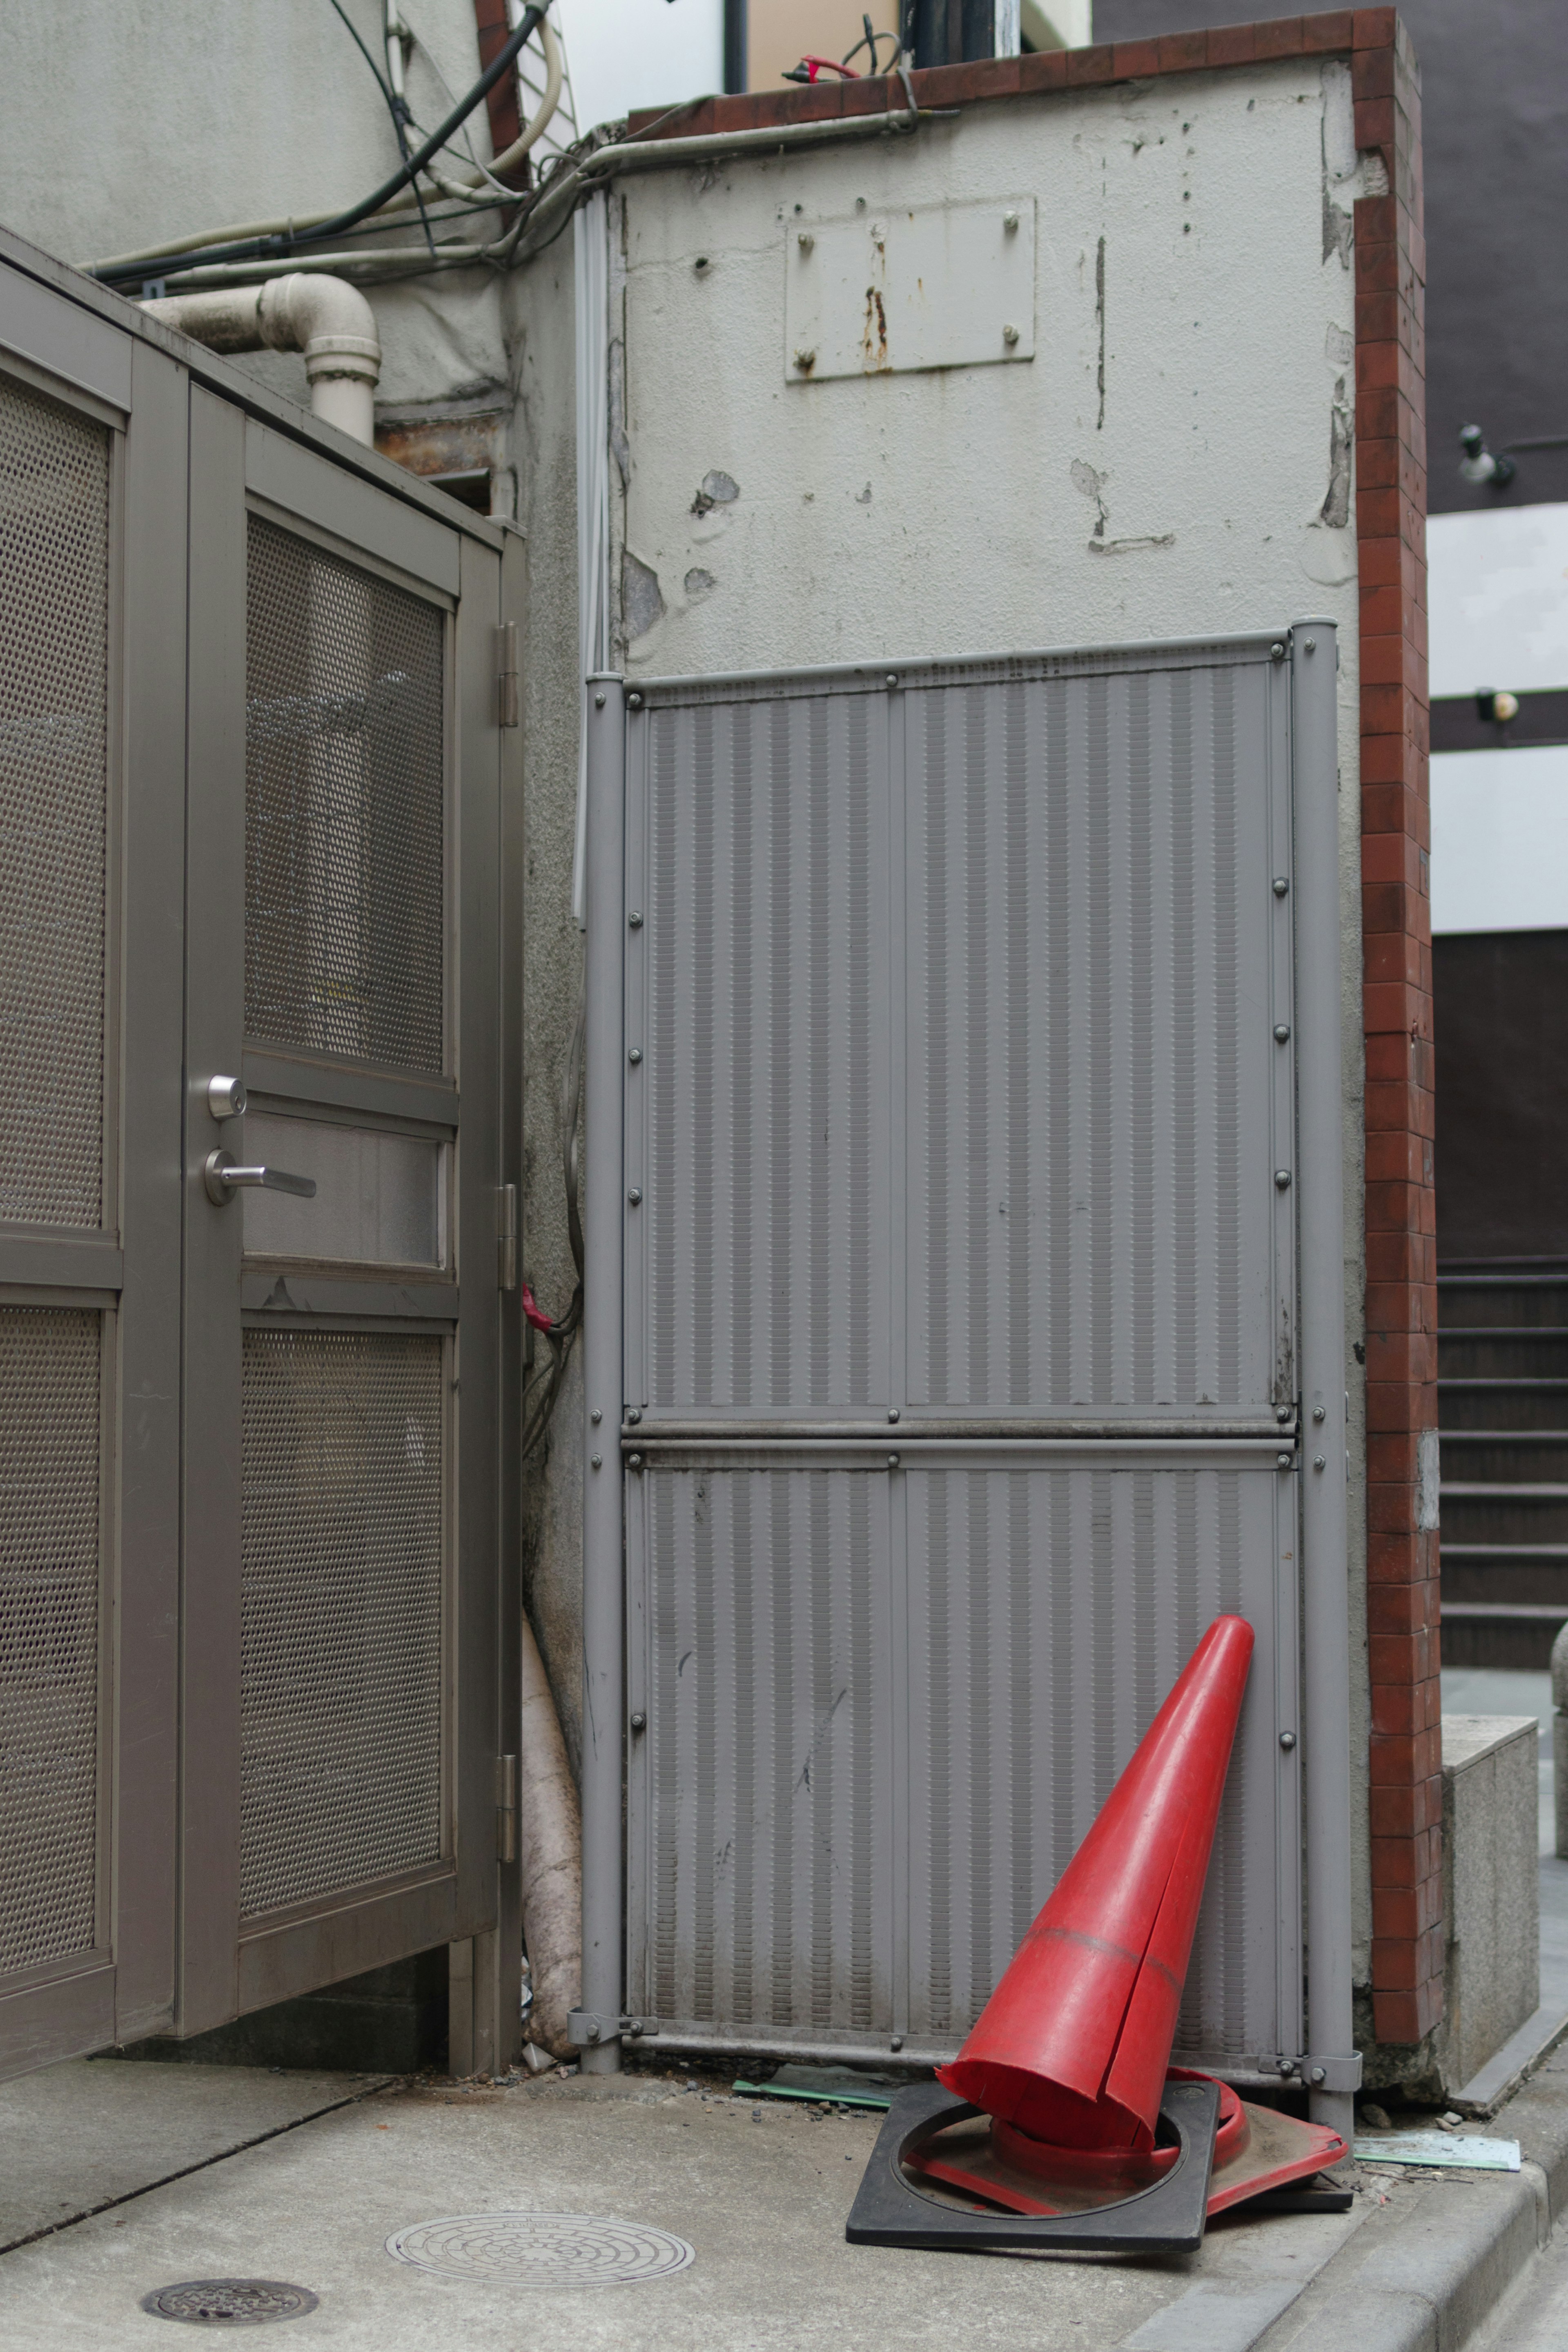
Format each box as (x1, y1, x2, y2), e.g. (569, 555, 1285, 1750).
(1459, 425, 1515, 486)
(1459, 422, 1568, 489)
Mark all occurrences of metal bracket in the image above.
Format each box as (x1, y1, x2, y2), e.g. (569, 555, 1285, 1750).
(497, 621, 519, 728)
(1259, 2051, 1362, 2092)
(568, 2009, 624, 2049)
(494, 1754, 517, 1865)
(496, 1184, 517, 1292)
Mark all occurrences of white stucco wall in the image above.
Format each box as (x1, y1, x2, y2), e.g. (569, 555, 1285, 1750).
(570, 54, 1375, 1984)
(0, 0, 513, 415)
(611, 65, 1368, 675)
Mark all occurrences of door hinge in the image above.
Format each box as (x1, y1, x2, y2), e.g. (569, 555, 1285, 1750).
(497, 620, 519, 728)
(495, 1752, 518, 1863)
(497, 1183, 518, 1291)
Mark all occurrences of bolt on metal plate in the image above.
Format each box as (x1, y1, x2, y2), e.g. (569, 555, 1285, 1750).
(140, 2280, 319, 2325)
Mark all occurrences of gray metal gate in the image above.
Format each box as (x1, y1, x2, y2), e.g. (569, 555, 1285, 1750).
(582, 632, 1353, 2097)
(0, 232, 522, 2081)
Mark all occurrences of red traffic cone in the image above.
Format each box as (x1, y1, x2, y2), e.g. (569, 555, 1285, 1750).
(937, 1613, 1254, 2152)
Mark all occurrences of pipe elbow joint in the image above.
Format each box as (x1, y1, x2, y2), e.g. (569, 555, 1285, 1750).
(257, 272, 381, 384)
(257, 274, 381, 442)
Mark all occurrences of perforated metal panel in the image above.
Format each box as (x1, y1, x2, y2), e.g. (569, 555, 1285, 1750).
(245, 518, 445, 1072)
(903, 1460, 1284, 2055)
(630, 651, 1288, 1426)
(637, 695, 888, 1415)
(239, 1329, 444, 1918)
(0, 1308, 101, 1975)
(906, 667, 1276, 1415)
(621, 641, 1303, 2069)
(0, 375, 109, 1228)
(633, 1467, 893, 2031)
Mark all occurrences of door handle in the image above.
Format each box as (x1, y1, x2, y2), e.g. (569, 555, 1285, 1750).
(203, 1149, 317, 1206)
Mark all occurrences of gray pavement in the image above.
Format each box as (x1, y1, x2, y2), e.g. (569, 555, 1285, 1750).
(1474, 2175, 1568, 2352)
(0, 2063, 1370, 2351)
(0, 2059, 391, 2253)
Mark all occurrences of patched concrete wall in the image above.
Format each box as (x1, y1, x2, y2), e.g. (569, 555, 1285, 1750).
(593, 57, 1374, 1976)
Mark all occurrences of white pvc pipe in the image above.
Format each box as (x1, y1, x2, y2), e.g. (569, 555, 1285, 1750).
(139, 274, 381, 445)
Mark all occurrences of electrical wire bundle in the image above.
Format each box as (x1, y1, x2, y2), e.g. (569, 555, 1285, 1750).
(89, 0, 579, 292)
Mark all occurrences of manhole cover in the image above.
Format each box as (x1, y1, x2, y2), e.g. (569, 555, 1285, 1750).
(139, 2279, 319, 2324)
(385, 2212, 695, 2288)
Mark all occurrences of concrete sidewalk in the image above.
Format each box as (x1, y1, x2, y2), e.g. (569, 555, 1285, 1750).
(4, 2049, 1568, 2351)
(0, 2060, 1366, 2351)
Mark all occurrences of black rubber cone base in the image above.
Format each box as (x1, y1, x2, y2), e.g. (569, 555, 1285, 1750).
(845, 2078, 1220, 2256)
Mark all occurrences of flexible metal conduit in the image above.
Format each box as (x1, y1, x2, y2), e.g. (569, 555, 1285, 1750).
(139, 274, 381, 444)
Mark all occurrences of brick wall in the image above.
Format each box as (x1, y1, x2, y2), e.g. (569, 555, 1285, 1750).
(473, 0, 525, 170)
(626, 10, 1439, 2055)
(1352, 19, 1440, 2049)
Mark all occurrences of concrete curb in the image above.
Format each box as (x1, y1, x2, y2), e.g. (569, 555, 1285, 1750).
(1253, 2044, 1568, 2352)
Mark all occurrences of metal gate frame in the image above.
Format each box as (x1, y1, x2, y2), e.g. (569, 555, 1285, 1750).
(0, 228, 523, 2082)
(579, 629, 1356, 2131)
(178, 409, 521, 2042)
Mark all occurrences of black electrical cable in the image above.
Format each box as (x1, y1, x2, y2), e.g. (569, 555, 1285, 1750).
(323, 0, 395, 103)
(95, 0, 548, 285)
(321, 0, 438, 259)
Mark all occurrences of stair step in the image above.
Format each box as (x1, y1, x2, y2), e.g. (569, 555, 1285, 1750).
(1438, 1282, 1568, 1329)
(1440, 1432, 1568, 1480)
(1441, 1488, 1568, 1543)
(1439, 1330, 1568, 1379)
(1442, 1546, 1568, 1609)
(1439, 1379, 1568, 1432)
(1442, 1601, 1568, 1619)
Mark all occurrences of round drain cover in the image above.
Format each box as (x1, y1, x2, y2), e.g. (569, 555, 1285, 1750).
(139, 2279, 319, 2324)
(385, 2212, 695, 2289)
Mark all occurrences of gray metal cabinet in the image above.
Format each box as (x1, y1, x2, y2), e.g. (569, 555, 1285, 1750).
(0, 236, 521, 2081)
(0, 269, 186, 2076)
(590, 634, 1348, 2085)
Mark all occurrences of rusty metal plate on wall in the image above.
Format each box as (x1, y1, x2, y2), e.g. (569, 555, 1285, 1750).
(784, 198, 1036, 383)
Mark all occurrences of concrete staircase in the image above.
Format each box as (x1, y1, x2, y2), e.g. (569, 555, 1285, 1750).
(1439, 1260, 1568, 1668)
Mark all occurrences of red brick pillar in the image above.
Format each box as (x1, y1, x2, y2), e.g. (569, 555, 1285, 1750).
(473, 0, 526, 170)
(1354, 11, 1441, 2048)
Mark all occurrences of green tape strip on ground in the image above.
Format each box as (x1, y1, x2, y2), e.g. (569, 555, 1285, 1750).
(733, 2079, 893, 2110)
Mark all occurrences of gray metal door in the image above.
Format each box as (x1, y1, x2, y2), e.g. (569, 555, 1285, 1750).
(0, 255, 185, 2079)
(595, 633, 1346, 2083)
(176, 410, 518, 2035)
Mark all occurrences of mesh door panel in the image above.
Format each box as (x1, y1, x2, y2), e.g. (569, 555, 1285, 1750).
(240, 1330, 444, 1918)
(0, 377, 109, 1226)
(0, 1309, 101, 1975)
(245, 519, 445, 1072)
